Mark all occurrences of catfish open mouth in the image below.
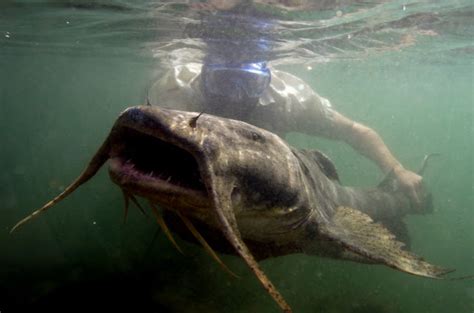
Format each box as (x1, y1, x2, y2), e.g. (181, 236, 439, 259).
(108, 127, 206, 194)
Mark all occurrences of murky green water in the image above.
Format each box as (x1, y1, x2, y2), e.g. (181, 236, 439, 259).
(1, 1, 472, 312)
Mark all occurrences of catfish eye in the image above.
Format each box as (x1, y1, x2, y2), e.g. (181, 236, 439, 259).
(236, 128, 266, 143)
(250, 131, 264, 142)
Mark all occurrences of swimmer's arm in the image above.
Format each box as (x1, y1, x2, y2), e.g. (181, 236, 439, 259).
(324, 111, 401, 173)
(323, 110, 423, 204)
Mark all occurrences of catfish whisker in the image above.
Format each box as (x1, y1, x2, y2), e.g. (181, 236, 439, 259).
(121, 189, 130, 224)
(129, 194, 147, 217)
(149, 201, 184, 254)
(176, 211, 239, 278)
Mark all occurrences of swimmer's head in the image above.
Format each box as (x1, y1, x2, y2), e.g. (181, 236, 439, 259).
(201, 62, 271, 118)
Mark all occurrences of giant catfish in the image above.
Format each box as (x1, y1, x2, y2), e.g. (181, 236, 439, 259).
(12, 106, 453, 313)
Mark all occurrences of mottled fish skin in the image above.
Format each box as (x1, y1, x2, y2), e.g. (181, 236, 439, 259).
(12, 106, 452, 313)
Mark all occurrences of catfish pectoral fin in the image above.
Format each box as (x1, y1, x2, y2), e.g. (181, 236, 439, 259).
(208, 176, 293, 313)
(321, 206, 453, 278)
(10, 138, 111, 233)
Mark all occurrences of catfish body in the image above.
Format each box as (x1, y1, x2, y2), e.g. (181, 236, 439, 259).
(12, 106, 451, 313)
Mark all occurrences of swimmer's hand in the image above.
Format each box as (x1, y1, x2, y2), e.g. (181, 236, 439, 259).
(393, 166, 424, 208)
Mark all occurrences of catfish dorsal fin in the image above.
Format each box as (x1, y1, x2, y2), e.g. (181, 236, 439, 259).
(300, 149, 340, 181)
(320, 206, 453, 278)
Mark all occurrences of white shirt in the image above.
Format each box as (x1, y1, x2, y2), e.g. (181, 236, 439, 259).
(148, 63, 335, 137)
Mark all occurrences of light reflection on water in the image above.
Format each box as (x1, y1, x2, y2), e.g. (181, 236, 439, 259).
(0, 0, 472, 66)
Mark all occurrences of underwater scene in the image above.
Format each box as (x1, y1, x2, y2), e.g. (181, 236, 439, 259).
(0, 1, 473, 312)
